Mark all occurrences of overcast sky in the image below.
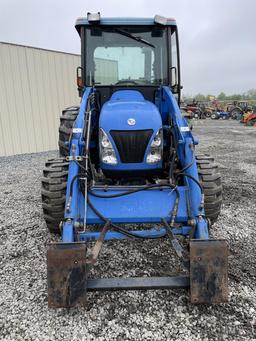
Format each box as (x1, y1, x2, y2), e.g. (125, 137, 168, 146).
(1, 0, 255, 95)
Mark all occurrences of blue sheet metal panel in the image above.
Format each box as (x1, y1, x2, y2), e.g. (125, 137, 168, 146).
(100, 90, 162, 131)
(79, 186, 188, 224)
(99, 90, 163, 171)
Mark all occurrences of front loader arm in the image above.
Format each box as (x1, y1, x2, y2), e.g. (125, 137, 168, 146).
(160, 86, 208, 238)
(62, 87, 93, 242)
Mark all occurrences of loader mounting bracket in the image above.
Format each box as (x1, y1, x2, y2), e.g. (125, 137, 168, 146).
(190, 239, 228, 304)
(47, 242, 87, 308)
(46, 239, 228, 308)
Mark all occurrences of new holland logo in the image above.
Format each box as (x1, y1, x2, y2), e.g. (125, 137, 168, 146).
(127, 118, 136, 126)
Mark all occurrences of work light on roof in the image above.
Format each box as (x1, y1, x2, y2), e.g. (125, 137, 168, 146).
(87, 12, 101, 24)
(154, 15, 168, 25)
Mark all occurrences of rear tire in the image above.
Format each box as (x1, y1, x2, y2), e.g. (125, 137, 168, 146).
(230, 107, 243, 120)
(58, 106, 80, 156)
(41, 158, 69, 233)
(196, 155, 222, 224)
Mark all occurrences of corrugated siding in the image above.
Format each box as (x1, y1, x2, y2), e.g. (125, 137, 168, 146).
(0, 42, 80, 156)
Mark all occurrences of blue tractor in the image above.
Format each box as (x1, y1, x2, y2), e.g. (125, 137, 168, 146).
(211, 111, 230, 120)
(42, 13, 227, 308)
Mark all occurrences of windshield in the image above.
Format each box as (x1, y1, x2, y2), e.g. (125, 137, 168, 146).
(85, 26, 168, 86)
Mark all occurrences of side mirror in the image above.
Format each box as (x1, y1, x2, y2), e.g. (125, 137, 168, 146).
(170, 66, 177, 87)
(76, 66, 84, 97)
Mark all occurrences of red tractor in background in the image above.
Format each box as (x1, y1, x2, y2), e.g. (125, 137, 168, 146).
(182, 100, 206, 119)
(241, 111, 256, 126)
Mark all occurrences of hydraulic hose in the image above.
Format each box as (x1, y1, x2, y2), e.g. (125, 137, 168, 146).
(175, 172, 204, 208)
(89, 184, 180, 224)
(88, 183, 179, 199)
(175, 172, 203, 193)
(88, 183, 180, 226)
(176, 158, 195, 174)
(169, 150, 176, 181)
(69, 171, 91, 198)
(86, 181, 180, 239)
(87, 196, 170, 240)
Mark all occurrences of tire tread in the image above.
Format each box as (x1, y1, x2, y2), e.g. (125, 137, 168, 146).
(196, 155, 222, 224)
(41, 158, 68, 233)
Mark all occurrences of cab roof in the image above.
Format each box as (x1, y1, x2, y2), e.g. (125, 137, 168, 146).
(75, 16, 177, 35)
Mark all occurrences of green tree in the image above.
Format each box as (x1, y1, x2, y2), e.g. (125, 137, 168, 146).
(228, 94, 242, 100)
(217, 92, 226, 100)
(194, 93, 206, 101)
(247, 89, 256, 99)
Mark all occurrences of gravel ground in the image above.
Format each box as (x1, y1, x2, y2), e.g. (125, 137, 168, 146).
(0, 119, 256, 340)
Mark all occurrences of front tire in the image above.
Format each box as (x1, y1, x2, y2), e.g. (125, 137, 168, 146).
(41, 158, 68, 233)
(196, 155, 222, 224)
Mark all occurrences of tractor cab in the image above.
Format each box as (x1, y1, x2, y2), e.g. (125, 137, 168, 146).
(75, 14, 181, 104)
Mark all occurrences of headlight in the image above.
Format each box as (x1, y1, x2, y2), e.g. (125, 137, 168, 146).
(146, 129, 163, 164)
(101, 134, 111, 148)
(146, 149, 162, 163)
(151, 130, 162, 147)
(99, 129, 118, 165)
(102, 150, 118, 164)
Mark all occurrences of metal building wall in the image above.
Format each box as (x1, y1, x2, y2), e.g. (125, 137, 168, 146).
(0, 42, 80, 156)
(95, 59, 118, 84)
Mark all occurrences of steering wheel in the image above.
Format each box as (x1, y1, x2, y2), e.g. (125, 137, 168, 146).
(115, 80, 139, 85)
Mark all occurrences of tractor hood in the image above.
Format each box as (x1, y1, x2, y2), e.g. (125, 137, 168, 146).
(99, 90, 162, 131)
(99, 90, 163, 173)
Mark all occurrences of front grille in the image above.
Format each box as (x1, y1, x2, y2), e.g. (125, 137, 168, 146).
(110, 130, 153, 163)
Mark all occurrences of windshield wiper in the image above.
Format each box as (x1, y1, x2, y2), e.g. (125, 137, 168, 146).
(113, 28, 155, 48)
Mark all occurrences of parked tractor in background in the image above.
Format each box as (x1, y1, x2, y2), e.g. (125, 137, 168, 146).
(211, 111, 230, 120)
(241, 111, 256, 126)
(202, 105, 216, 118)
(228, 101, 253, 120)
(184, 100, 206, 119)
(42, 13, 227, 308)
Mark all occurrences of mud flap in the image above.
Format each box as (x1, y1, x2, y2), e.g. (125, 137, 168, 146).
(47, 242, 87, 308)
(190, 240, 228, 304)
